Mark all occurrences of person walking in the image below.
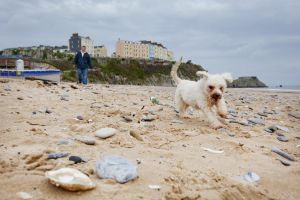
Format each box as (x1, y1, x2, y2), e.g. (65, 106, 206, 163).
(74, 46, 92, 85)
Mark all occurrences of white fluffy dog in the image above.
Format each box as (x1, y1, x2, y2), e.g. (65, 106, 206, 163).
(171, 58, 233, 129)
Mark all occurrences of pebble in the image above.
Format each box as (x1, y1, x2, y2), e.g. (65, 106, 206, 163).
(129, 130, 143, 141)
(247, 118, 265, 125)
(275, 125, 289, 132)
(277, 136, 288, 142)
(60, 95, 69, 101)
(17, 97, 24, 100)
(228, 108, 237, 114)
(76, 115, 84, 120)
(45, 108, 52, 114)
(122, 116, 133, 122)
(257, 112, 267, 117)
(229, 120, 250, 126)
(171, 119, 184, 124)
(136, 158, 141, 164)
(276, 158, 290, 166)
(271, 146, 295, 161)
(74, 135, 96, 145)
(288, 112, 300, 119)
(58, 139, 71, 145)
(16, 192, 32, 200)
(69, 155, 86, 164)
(141, 115, 155, 122)
(48, 152, 69, 159)
(95, 128, 117, 139)
(187, 107, 193, 115)
(148, 185, 161, 190)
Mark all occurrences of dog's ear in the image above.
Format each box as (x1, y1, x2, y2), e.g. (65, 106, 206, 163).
(196, 71, 208, 79)
(221, 73, 233, 83)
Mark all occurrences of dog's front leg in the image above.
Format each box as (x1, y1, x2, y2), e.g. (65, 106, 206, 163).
(198, 102, 225, 129)
(216, 98, 228, 119)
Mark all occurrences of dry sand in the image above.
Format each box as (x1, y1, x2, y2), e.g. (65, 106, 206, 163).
(0, 78, 300, 200)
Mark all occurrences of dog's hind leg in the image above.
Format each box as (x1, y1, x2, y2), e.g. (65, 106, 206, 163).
(175, 93, 188, 118)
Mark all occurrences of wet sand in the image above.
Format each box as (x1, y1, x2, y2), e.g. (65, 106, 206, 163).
(0, 79, 300, 200)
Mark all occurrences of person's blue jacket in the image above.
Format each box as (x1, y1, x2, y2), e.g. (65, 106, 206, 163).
(74, 51, 92, 69)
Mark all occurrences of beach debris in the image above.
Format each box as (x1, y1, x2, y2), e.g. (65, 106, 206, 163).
(96, 155, 138, 183)
(45, 108, 52, 114)
(69, 156, 86, 164)
(275, 125, 289, 132)
(277, 136, 288, 142)
(276, 158, 290, 166)
(141, 115, 156, 122)
(76, 115, 84, 120)
(243, 172, 260, 183)
(95, 128, 117, 139)
(45, 168, 96, 191)
(16, 192, 32, 200)
(150, 97, 160, 105)
(148, 184, 161, 190)
(247, 118, 265, 125)
(122, 116, 133, 122)
(17, 97, 24, 100)
(129, 130, 143, 141)
(74, 135, 96, 145)
(48, 152, 69, 159)
(201, 147, 224, 154)
(288, 112, 300, 119)
(171, 119, 184, 124)
(271, 146, 295, 161)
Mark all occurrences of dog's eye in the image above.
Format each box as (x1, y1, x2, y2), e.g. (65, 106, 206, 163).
(220, 87, 224, 91)
(208, 85, 214, 90)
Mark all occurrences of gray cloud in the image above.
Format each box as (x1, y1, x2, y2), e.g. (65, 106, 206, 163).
(1, 0, 300, 85)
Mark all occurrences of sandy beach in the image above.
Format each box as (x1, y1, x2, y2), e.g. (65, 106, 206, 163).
(0, 78, 300, 200)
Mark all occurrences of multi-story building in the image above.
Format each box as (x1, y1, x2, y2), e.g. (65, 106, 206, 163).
(116, 39, 173, 61)
(68, 33, 94, 56)
(94, 45, 107, 58)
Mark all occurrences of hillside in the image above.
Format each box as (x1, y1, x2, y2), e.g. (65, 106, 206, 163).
(30, 58, 205, 86)
(228, 76, 267, 88)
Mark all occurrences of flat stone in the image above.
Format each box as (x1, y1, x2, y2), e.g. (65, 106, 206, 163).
(171, 119, 184, 124)
(288, 112, 300, 119)
(275, 125, 289, 132)
(257, 112, 267, 117)
(277, 136, 288, 142)
(247, 118, 265, 125)
(122, 116, 133, 122)
(76, 115, 84, 120)
(95, 128, 117, 139)
(141, 115, 155, 122)
(48, 152, 69, 159)
(74, 135, 96, 145)
(69, 155, 86, 164)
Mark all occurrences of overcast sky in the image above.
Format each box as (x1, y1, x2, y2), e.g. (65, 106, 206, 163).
(1, 0, 300, 86)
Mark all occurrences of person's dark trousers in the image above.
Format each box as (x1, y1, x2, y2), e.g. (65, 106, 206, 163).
(77, 68, 88, 85)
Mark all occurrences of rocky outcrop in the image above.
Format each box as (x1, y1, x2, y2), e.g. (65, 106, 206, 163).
(228, 76, 267, 88)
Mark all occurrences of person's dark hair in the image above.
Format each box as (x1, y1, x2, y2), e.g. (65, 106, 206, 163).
(82, 46, 86, 48)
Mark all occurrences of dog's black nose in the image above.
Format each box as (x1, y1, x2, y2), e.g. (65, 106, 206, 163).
(212, 93, 221, 100)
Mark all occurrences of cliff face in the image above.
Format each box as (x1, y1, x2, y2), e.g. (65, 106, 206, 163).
(228, 76, 267, 88)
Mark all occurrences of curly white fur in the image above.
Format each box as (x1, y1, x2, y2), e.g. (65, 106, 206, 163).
(171, 58, 233, 129)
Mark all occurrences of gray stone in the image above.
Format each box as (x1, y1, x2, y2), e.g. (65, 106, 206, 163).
(277, 136, 288, 142)
(288, 112, 300, 119)
(95, 128, 117, 139)
(48, 152, 69, 159)
(74, 135, 96, 145)
(247, 118, 265, 125)
(141, 115, 155, 122)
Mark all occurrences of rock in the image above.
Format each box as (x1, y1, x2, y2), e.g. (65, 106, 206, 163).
(275, 125, 289, 132)
(70, 85, 79, 89)
(171, 119, 184, 124)
(187, 107, 193, 115)
(228, 108, 237, 114)
(69, 156, 86, 164)
(45, 108, 52, 114)
(247, 118, 265, 125)
(58, 139, 71, 145)
(136, 158, 141, 165)
(48, 152, 69, 159)
(264, 128, 273, 133)
(60, 95, 69, 101)
(257, 112, 267, 117)
(243, 172, 260, 183)
(122, 116, 133, 122)
(141, 115, 156, 122)
(16, 192, 32, 200)
(277, 136, 288, 142)
(228, 76, 267, 88)
(229, 120, 250, 126)
(148, 185, 160, 190)
(288, 112, 300, 119)
(276, 158, 290, 166)
(129, 130, 143, 141)
(17, 97, 24, 100)
(74, 135, 96, 145)
(45, 168, 96, 191)
(271, 146, 295, 161)
(95, 128, 117, 139)
(76, 115, 84, 120)
(95, 155, 138, 183)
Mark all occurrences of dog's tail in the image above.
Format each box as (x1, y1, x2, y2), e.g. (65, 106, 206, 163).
(171, 57, 182, 85)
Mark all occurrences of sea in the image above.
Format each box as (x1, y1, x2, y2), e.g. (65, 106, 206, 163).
(251, 85, 300, 93)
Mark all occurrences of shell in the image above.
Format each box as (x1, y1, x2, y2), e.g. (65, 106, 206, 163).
(45, 168, 96, 191)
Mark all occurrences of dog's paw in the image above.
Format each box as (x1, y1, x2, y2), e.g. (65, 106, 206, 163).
(218, 112, 228, 119)
(211, 123, 226, 130)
